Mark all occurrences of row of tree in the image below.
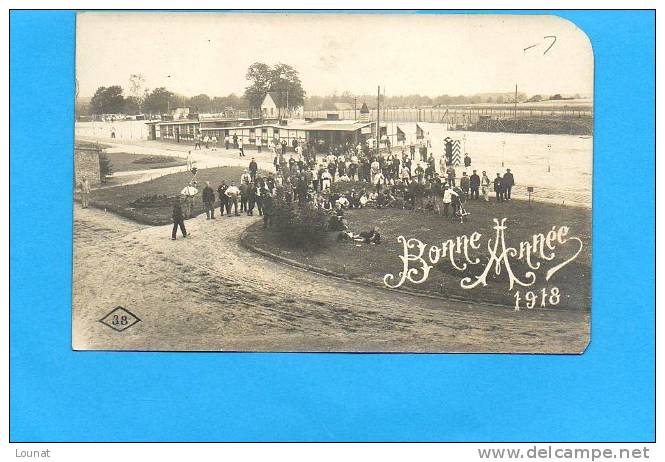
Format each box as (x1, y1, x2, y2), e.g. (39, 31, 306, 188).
(80, 67, 582, 117)
(81, 85, 250, 116)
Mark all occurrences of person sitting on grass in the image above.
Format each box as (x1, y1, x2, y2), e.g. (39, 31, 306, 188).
(336, 195, 350, 209)
(358, 227, 381, 244)
(328, 204, 348, 232)
(358, 191, 370, 208)
(367, 190, 378, 207)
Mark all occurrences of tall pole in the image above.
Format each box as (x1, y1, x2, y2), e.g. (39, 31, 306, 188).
(514, 84, 518, 119)
(354, 96, 357, 121)
(376, 85, 380, 147)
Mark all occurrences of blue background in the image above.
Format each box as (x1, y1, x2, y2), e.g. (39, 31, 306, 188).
(10, 10, 655, 442)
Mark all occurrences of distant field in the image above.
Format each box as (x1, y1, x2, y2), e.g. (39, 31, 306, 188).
(105, 152, 187, 172)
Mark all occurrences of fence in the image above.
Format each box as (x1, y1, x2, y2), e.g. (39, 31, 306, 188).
(304, 106, 593, 125)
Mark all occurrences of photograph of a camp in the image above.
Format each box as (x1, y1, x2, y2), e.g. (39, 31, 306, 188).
(73, 12, 592, 353)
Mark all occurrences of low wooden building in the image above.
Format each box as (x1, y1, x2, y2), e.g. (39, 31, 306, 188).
(147, 118, 376, 151)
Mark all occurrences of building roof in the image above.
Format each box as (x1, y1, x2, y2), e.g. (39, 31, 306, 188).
(198, 120, 374, 133)
(283, 120, 373, 131)
(263, 91, 288, 108)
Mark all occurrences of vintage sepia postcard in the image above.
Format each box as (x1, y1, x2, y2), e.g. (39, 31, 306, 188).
(72, 12, 593, 353)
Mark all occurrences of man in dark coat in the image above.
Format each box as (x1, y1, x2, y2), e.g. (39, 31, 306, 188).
(469, 170, 481, 200)
(249, 158, 258, 183)
(202, 181, 216, 219)
(464, 153, 472, 168)
(171, 198, 187, 240)
(262, 190, 274, 228)
(246, 183, 257, 216)
(502, 168, 515, 200)
(239, 182, 249, 213)
(494, 173, 504, 202)
(460, 172, 470, 199)
(217, 182, 229, 216)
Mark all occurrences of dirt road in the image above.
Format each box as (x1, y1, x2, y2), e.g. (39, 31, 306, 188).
(73, 206, 589, 353)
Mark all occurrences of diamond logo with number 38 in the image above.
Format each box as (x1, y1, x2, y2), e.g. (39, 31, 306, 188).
(99, 306, 141, 332)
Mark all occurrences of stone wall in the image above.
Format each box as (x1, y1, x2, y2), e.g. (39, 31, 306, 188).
(74, 147, 101, 187)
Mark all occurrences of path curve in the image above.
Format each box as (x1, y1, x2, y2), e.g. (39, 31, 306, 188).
(73, 206, 589, 353)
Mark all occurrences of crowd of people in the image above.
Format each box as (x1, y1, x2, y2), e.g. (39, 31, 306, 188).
(171, 139, 517, 240)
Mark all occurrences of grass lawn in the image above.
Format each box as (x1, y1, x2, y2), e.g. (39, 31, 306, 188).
(243, 199, 592, 310)
(105, 152, 188, 172)
(87, 166, 250, 225)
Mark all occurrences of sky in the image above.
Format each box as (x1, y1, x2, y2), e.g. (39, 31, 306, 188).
(76, 12, 594, 99)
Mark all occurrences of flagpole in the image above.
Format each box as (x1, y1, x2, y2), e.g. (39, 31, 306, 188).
(376, 85, 380, 148)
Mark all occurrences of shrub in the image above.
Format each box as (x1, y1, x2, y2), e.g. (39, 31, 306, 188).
(99, 152, 113, 182)
(132, 155, 178, 165)
(269, 196, 329, 249)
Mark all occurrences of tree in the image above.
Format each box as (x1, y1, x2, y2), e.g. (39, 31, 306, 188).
(187, 94, 211, 113)
(143, 87, 174, 115)
(527, 94, 543, 103)
(269, 63, 305, 109)
(244, 62, 306, 112)
(244, 62, 273, 110)
(123, 96, 142, 114)
(549, 94, 563, 100)
(89, 86, 125, 115)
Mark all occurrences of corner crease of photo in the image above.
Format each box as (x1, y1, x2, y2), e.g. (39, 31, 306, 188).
(72, 12, 594, 353)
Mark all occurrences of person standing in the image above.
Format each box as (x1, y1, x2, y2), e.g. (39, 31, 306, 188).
(431, 174, 443, 214)
(246, 182, 257, 216)
(470, 170, 480, 200)
(321, 170, 332, 191)
(481, 171, 491, 201)
(262, 189, 274, 228)
(225, 182, 241, 216)
(255, 137, 262, 153)
(202, 181, 215, 219)
(438, 154, 447, 175)
(239, 181, 249, 213)
(224, 134, 230, 150)
(503, 168, 515, 200)
(494, 173, 504, 202)
(79, 177, 91, 208)
(232, 133, 238, 148)
(217, 182, 229, 216)
(249, 158, 258, 183)
(464, 153, 472, 168)
(460, 172, 470, 198)
(446, 165, 457, 187)
(442, 184, 458, 217)
(238, 141, 245, 158)
(255, 183, 264, 216)
(171, 198, 187, 240)
(211, 135, 217, 151)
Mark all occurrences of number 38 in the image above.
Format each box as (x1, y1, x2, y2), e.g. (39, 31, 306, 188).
(513, 287, 560, 311)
